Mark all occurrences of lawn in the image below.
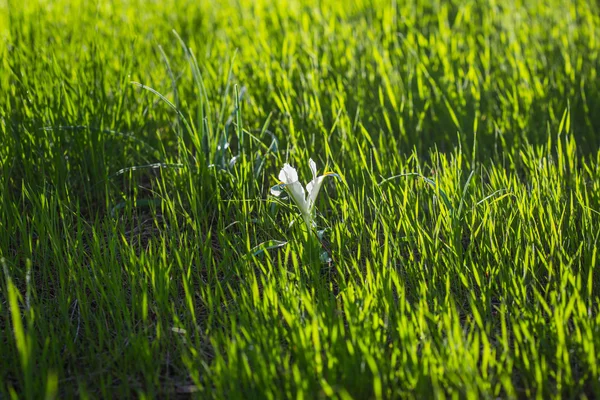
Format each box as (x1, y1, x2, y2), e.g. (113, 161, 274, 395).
(1, 0, 600, 398)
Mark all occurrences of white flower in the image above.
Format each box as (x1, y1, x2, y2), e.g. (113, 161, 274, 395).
(271, 158, 339, 231)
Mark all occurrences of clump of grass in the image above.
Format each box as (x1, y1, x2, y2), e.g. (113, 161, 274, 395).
(2, 0, 600, 399)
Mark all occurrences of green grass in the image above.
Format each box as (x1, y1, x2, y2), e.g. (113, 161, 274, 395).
(2, 0, 600, 398)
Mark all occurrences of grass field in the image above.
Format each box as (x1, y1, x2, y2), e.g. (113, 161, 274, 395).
(2, 0, 600, 398)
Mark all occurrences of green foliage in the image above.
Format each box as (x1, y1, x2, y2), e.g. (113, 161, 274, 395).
(1, 0, 600, 398)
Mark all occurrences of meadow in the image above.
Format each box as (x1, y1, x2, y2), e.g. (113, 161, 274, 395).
(1, 0, 600, 398)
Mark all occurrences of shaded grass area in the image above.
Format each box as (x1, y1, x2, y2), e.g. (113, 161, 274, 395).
(1, 0, 600, 398)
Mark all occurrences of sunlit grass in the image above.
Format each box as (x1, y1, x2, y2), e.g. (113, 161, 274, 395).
(1, 0, 600, 398)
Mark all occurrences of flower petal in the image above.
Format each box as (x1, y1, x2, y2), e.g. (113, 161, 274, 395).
(270, 183, 286, 197)
(306, 176, 325, 208)
(309, 158, 318, 181)
(286, 181, 309, 215)
(307, 172, 340, 208)
(278, 163, 298, 184)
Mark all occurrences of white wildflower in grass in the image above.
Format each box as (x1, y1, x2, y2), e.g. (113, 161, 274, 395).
(271, 158, 339, 233)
